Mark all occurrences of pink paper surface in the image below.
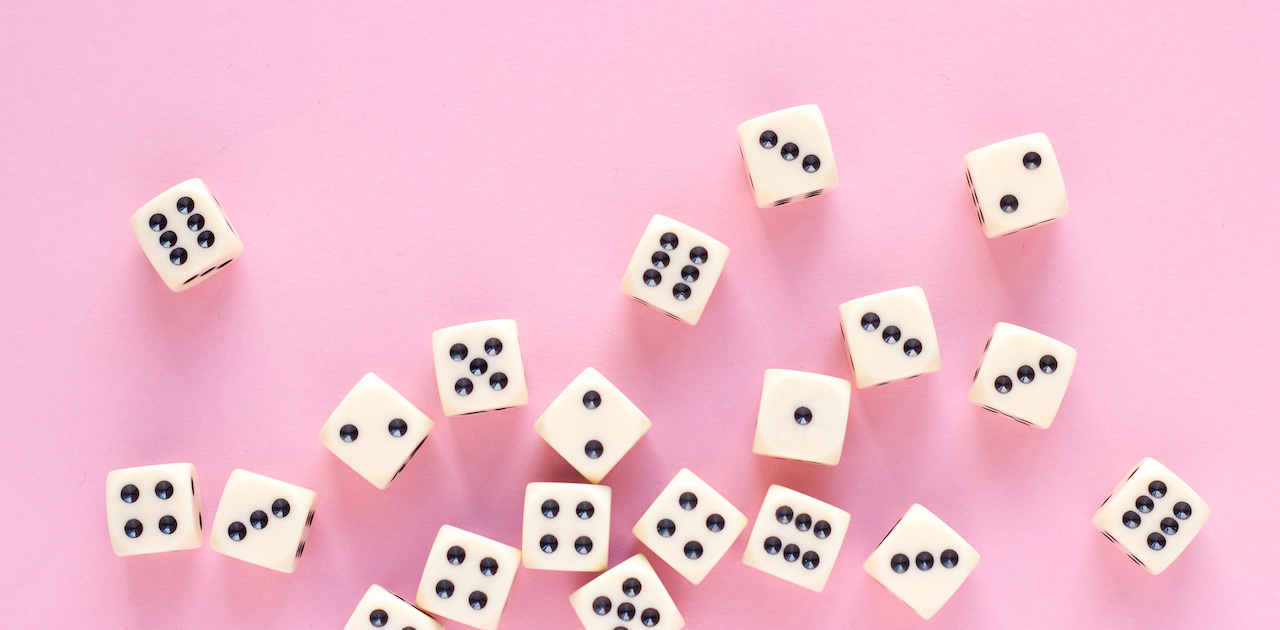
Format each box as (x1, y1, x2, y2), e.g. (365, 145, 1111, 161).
(1, 2, 1276, 627)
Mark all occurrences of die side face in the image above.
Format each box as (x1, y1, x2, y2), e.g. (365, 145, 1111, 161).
(129, 178, 244, 291)
(968, 323, 1077, 429)
(432, 320, 528, 416)
(319, 373, 435, 489)
(741, 485, 851, 592)
(209, 469, 317, 573)
(632, 469, 748, 584)
(568, 554, 685, 630)
(1093, 458, 1210, 575)
(105, 463, 202, 556)
(838, 287, 942, 388)
(753, 369, 852, 465)
(619, 215, 730, 326)
(737, 105, 839, 208)
(964, 133, 1068, 238)
(415, 525, 521, 630)
(344, 585, 444, 630)
(863, 504, 979, 620)
(522, 482, 612, 571)
(533, 368, 652, 484)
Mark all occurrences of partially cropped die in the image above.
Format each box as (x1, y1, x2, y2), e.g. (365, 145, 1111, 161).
(968, 323, 1077, 429)
(522, 482, 611, 572)
(741, 484, 851, 592)
(431, 319, 528, 416)
(415, 525, 521, 630)
(344, 585, 444, 630)
(569, 554, 685, 630)
(632, 468, 748, 585)
(209, 469, 317, 573)
(863, 504, 980, 620)
(838, 286, 941, 388)
(105, 463, 203, 556)
(533, 368, 651, 484)
(619, 215, 730, 325)
(737, 105, 840, 207)
(753, 369, 852, 465)
(1093, 457, 1210, 575)
(129, 178, 244, 291)
(964, 132, 1069, 237)
(319, 372, 435, 489)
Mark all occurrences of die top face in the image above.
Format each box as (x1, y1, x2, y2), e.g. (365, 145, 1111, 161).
(863, 504, 980, 620)
(753, 369, 852, 465)
(736, 105, 840, 208)
(344, 585, 444, 630)
(532, 367, 652, 484)
(968, 323, 1077, 429)
(129, 178, 244, 291)
(431, 319, 529, 416)
(209, 469, 318, 573)
(619, 214, 730, 326)
(963, 132, 1068, 238)
(568, 554, 686, 630)
(319, 372, 436, 489)
(632, 468, 748, 585)
(741, 484, 851, 592)
(837, 286, 942, 388)
(415, 525, 521, 630)
(522, 482, 612, 572)
(1093, 458, 1210, 575)
(105, 463, 202, 556)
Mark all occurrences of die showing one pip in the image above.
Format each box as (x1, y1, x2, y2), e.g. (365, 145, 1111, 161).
(632, 468, 748, 585)
(741, 484, 850, 592)
(964, 132, 1068, 238)
(968, 323, 1077, 429)
(319, 372, 435, 489)
(533, 368, 651, 484)
(737, 105, 840, 208)
(863, 504, 980, 620)
(129, 178, 244, 291)
(569, 554, 685, 630)
(620, 215, 730, 326)
(837, 286, 941, 388)
(1093, 457, 1210, 575)
(105, 463, 203, 556)
(522, 482, 611, 572)
(753, 369, 852, 465)
(415, 525, 521, 630)
(431, 319, 528, 416)
(344, 585, 444, 630)
(209, 469, 317, 573)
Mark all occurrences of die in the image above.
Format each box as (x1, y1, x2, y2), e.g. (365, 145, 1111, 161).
(533, 368, 651, 484)
(619, 215, 730, 325)
(318, 372, 436, 489)
(741, 484, 850, 592)
(967, 323, 1077, 429)
(632, 468, 748, 585)
(344, 585, 444, 630)
(569, 554, 685, 630)
(431, 319, 529, 416)
(964, 132, 1069, 238)
(837, 286, 942, 388)
(752, 369, 852, 465)
(522, 482, 611, 572)
(129, 178, 244, 291)
(415, 525, 521, 630)
(1093, 457, 1210, 575)
(105, 463, 203, 556)
(209, 469, 317, 573)
(863, 504, 980, 620)
(736, 105, 840, 208)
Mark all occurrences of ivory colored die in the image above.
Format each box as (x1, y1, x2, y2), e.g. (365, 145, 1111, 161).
(105, 463, 203, 556)
(344, 585, 444, 630)
(619, 215, 730, 325)
(863, 504, 980, 620)
(968, 323, 1077, 429)
(1093, 457, 1210, 575)
(741, 484, 851, 592)
(209, 469, 317, 573)
(522, 482, 611, 572)
(838, 286, 942, 388)
(415, 525, 521, 630)
(569, 554, 685, 630)
(632, 468, 748, 585)
(753, 369, 852, 465)
(737, 105, 840, 207)
(533, 368, 651, 484)
(964, 132, 1069, 238)
(318, 373, 435, 489)
(129, 178, 244, 291)
(431, 319, 528, 416)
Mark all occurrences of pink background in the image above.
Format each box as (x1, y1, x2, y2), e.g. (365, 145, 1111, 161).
(1, 1, 1277, 627)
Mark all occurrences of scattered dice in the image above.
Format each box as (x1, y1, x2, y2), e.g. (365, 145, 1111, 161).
(344, 585, 444, 630)
(619, 215, 730, 325)
(968, 323, 1077, 429)
(533, 368, 651, 484)
(522, 482, 611, 572)
(129, 178, 244, 291)
(863, 503, 980, 620)
(964, 132, 1069, 237)
(632, 468, 748, 585)
(752, 369, 852, 465)
(736, 105, 840, 207)
(569, 554, 685, 630)
(1093, 457, 1210, 575)
(105, 463, 203, 556)
(741, 484, 851, 592)
(837, 286, 942, 388)
(415, 525, 521, 630)
(431, 319, 529, 416)
(209, 469, 317, 573)
(318, 372, 435, 489)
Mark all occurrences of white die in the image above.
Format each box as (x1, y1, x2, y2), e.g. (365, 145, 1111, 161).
(863, 504, 980, 620)
(619, 215, 730, 326)
(569, 554, 685, 630)
(105, 463, 203, 556)
(632, 468, 748, 585)
(431, 319, 529, 416)
(964, 132, 1069, 238)
(522, 482, 611, 572)
(968, 323, 1077, 429)
(209, 469, 317, 573)
(318, 372, 435, 489)
(753, 369, 852, 465)
(533, 368, 651, 484)
(344, 585, 444, 630)
(1093, 457, 1210, 575)
(737, 105, 840, 208)
(837, 286, 941, 388)
(741, 484, 850, 592)
(129, 178, 244, 291)
(415, 525, 521, 630)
